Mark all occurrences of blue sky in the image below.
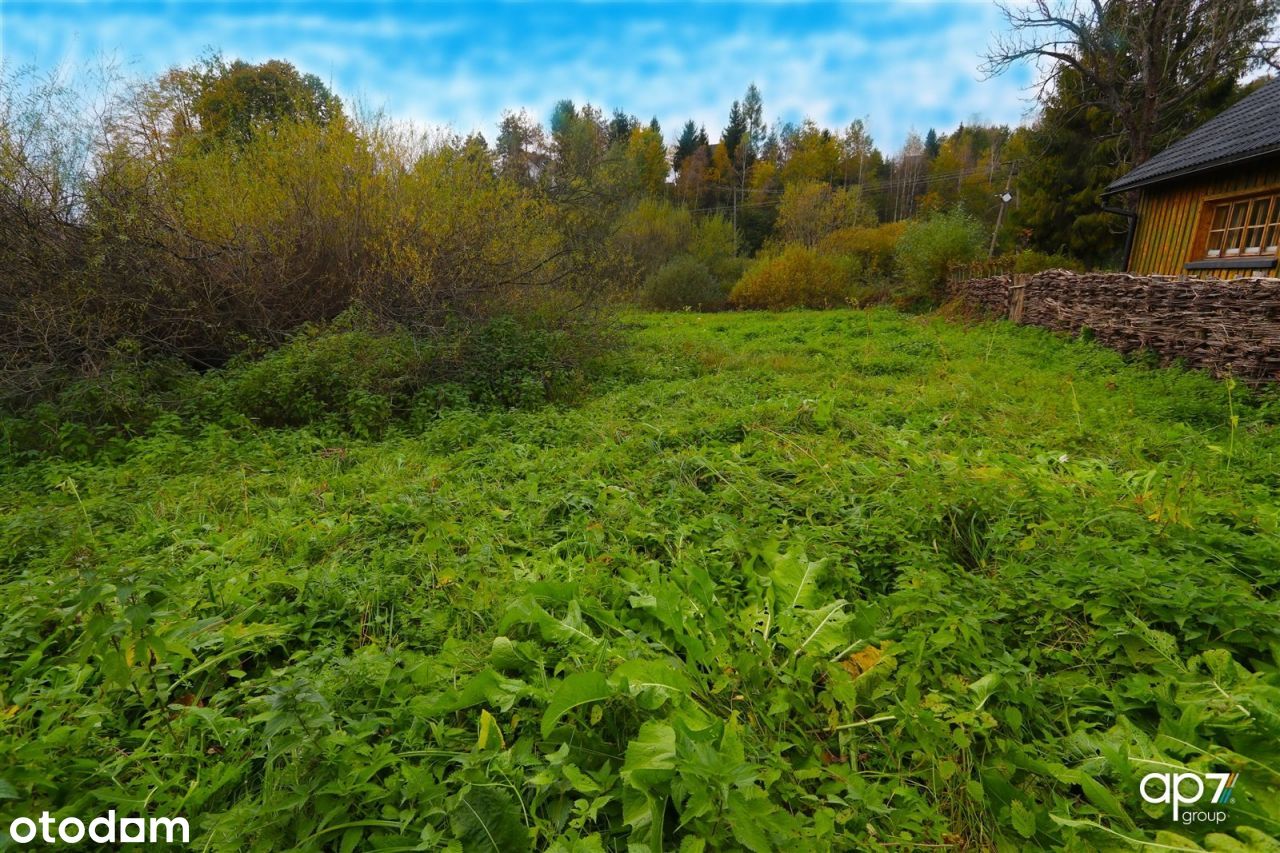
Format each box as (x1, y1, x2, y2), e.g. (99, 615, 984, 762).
(1, 1, 1036, 152)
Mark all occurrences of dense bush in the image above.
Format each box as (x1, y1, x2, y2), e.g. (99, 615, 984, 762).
(0, 355, 203, 462)
(810, 221, 910, 306)
(447, 315, 586, 408)
(729, 244, 855, 309)
(773, 180, 877, 248)
(612, 199, 739, 288)
(227, 325, 435, 434)
(0, 64, 617, 407)
(705, 254, 750, 290)
(816, 221, 908, 277)
(1008, 248, 1084, 274)
(0, 314, 598, 459)
(643, 256, 727, 310)
(611, 199, 697, 279)
(894, 208, 985, 305)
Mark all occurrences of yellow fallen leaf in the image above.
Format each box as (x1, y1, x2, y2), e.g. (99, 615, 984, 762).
(476, 709, 504, 751)
(840, 645, 883, 679)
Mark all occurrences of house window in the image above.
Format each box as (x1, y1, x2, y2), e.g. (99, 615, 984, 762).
(1203, 193, 1280, 258)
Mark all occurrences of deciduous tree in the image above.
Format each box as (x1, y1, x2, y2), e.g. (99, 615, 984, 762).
(193, 58, 343, 145)
(984, 0, 1280, 166)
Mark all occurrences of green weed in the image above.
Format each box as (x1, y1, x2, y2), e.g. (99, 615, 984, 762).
(1, 309, 1278, 850)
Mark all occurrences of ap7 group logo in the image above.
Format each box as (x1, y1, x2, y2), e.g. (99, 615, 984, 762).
(1140, 770, 1238, 824)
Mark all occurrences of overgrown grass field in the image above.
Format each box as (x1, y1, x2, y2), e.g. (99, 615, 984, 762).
(2, 310, 1278, 850)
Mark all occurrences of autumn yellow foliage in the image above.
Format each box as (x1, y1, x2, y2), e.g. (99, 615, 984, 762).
(815, 221, 908, 277)
(728, 244, 854, 310)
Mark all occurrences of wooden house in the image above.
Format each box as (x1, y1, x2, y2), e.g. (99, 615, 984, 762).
(1105, 79, 1280, 279)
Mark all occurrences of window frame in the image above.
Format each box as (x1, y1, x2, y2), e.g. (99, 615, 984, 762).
(1198, 190, 1280, 261)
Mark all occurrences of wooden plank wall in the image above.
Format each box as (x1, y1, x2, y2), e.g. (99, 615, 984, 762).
(1128, 156, 1280, 279)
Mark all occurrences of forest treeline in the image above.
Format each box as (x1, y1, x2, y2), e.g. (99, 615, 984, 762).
(2, 0, 1276, 418)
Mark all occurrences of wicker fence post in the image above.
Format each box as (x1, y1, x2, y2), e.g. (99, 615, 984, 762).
(1008, 274, 1029, 323)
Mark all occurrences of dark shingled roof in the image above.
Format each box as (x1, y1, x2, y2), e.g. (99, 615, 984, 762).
(1105, 78, 1280, 194)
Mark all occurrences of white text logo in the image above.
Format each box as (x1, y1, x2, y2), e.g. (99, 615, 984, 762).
(7, 810, 189, 845)
(1140, 771, 1237, 823)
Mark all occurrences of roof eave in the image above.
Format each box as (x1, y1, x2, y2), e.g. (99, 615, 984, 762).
(1103, 144, 1280, 196)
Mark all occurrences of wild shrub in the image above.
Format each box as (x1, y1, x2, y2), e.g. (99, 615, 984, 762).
(817, 221, 908, 278)
(729, 244, 855, 309)
(688, 212, 738, 266)
(449, 315, 585, 408)
(813, 221, 909, 305)
(230, 314, 585, 429)
(644, 256, 727, 311)
(0, 312, 600, 459)
(0, 64, 614, 406)
(894, 208, 985, 306)
(611, 199, 696, 282)
(774, 180, 877, 248)
(0, 353, 202, 461)
(707, 254, 750, 291)
(1008, 249, 1084, 274)
(612, 199, 739, 290)
(227, 324, 434, 432)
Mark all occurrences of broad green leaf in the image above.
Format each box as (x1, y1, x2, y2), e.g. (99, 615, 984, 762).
(788, 601, 850, 656)
(769, 551, 823, 610)
(451, 786, 530, 853)
(1127, 613, 1179, 664)
(1201, 648, 1234, 684)
(1010, 800, 1036, 839)
(541, 671, 613, 737)
(1076, 772, 1132, 825)
(476, 708, 502, 750)
(1232, 828, 1280, 852)
(969, 672, 1001, 708)
(339, 827, 362, 853)
(621, 786, 667, 848)
(488, 636, 539, 672)
(1153, 830, 1207, 849)
(611, 658, 694, 710)
(560, 764, 601, 794)
(413, 669, 526, 717)
(621, 720, 677, 789)
(727, 792, 774, 852)
(500, 596, 600, 647)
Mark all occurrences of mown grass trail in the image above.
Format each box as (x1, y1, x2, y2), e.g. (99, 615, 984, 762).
(2, 310, 1278, 850)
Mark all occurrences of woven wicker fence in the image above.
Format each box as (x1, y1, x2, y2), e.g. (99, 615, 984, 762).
(949, 269, 1280, 382)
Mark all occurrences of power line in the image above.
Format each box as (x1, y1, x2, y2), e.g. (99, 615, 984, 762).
(684, 159, 1021, 216)
(700, 160, 1022, 197)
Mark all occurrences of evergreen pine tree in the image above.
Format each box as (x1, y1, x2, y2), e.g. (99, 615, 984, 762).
(673, 120, 700, 174)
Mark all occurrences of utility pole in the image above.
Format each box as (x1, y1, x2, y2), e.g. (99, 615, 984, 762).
(732, 172, 739, 254)
(731, 142, 741, 253)
(989, 166, 1014, 258)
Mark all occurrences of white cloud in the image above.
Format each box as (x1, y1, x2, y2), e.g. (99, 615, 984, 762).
(1, 1, 1039, 151)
